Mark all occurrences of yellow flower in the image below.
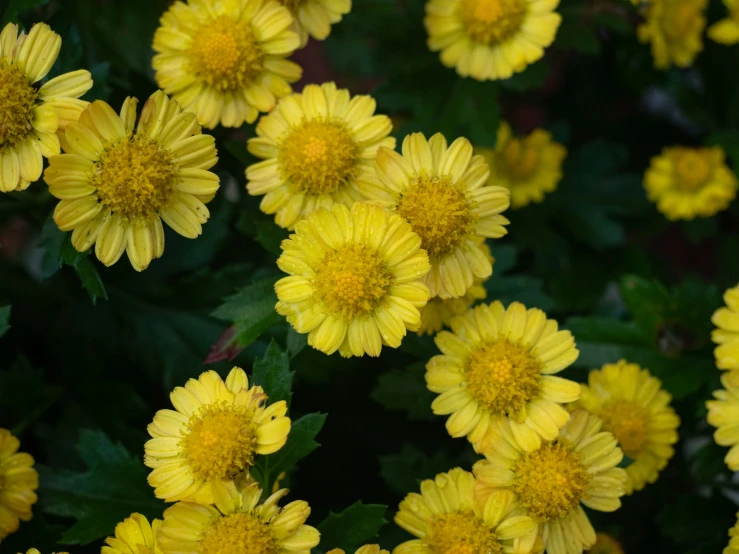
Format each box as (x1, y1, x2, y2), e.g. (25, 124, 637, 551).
(145, 367, 290, 504)
(102, 513, 161, 554)
(44, 91, 220, 272)
(643, 146, 737, 220)
(152, 0, 302, 129)
(275, 202, 431, 357)
(474, 410, 628, 554)
(478, 122, 566, 209)
(427, 300, 580, 452)
(709, 0, 739, 44)
(279, 0, 352, 47)
(0, 22, 92, 193)
(362, 132, 510, 299)
(587, 533, 624, 554)
(424, 0, 562, 81)
(637, 0, 707, 69)
(577, 360, 680, 494)
(713, 284, 739, 371)
(0, 429, 38, 542)
(707, 370, 739, 471)
(725, 513, 739, 554)
(158, 480, 319, 554)
(246, 82, 394, 229)
(393, 467, 539, 554)
(329, 546, 389, 554)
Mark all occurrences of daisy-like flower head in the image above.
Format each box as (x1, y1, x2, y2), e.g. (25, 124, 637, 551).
(643, 146, 737, 220)
(328, 546, 388, 554)
(709, 0, 739, 44)
(393, 467, 539, 554)
(275, 201, 431, 357)
(145, 367, 290, 505)
(426, 300, 580, 452)
(153, 0, 302, 128)
(247, 82, 395, 229)
(278, 0, 352, 47)
(0, 428, 38, 542)
(477, 122, 566, 209)
(725, 512, 739, 554)
(423, 0, 562, 81)
(362, 132, 509, 299)
(577, 360, 680, 494)
(707, 370, 739, 471)
(713, 284, 739, 371)
(103, 513, 161, 554)
(473, 410, 628, 554)
(44, 91, 220, 272)
(637, 0, 708, 69)
(0, 22, 92, 193)
(587, 533, 624, 554)
(158, 480, 319, 554)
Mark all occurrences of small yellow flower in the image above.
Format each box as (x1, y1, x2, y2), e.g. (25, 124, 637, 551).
(643, 146, 737, 220)
(713, 284, 739, 371)
(707, 370, 739, 471)
(145, 367, 290, 505)
(278, 0, 352, 47)
(709, 0, 739, 44)
(588, 533, 624, 554)
(152, 0, 302, 128)
(329, 546, 389, 554)
(725, 513, 739, 554)
(578, 360, 680, 494)
(246, 82, 394, 229)
(102, 513, 161, 554)
(0, 22, 92, 193)
(393, 467, 539, 554)
(0, 429, 38, 542)
(637, 0, 707, 69)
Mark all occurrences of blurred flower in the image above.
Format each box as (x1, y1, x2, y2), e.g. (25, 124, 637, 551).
(637, 0, 707, 69)
(19, 550, 68, 554)
(0, 428, 38, 542)
(707, 370, 739, 471)
(724, 512, 739, 554)
(329, 546, 388, 554)
(279, 0, 352, 47)
(587, 533, 624, 554)
(713, 284, 739, 371)
(102, 513, 161, 554)
(708, 0, 739, 44)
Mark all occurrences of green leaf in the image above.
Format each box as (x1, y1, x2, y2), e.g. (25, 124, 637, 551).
(380, 444, 460, 495)
(619, 275, 671, 340)
(57, 236, 108, 304)
(212, 276, 281, 347)
(0, 357, 60, 434)
(287, 327, 308, 358)
(371, 363, 435, 420)
(3, 0, 49, 23)
(39, 216, 66, 280)
(566, 317, 646, 346)
(0, 305, 10, 338)
(252, 340, 294, 405)
(317, 502, 387, 553)
(501, 61, 550, 92)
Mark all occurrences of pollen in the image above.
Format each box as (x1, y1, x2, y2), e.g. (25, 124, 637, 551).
(427, 512, 502, 554)
(674, 150, 711, 191)
(501, 139, 539, 180)
(459, 0, 527, 45)
(200, 513, 276, 554)
(0, 60, 37, 149)
(599, 401, 649, 457)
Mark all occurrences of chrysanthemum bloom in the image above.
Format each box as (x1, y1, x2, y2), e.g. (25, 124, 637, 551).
(477, 122, 566, 209)
(713, 284, 739, 371)
(329, 546, 388, 554)
(394, 467, 539, 554)
(473, 410, 628, 554)
(637, 0, 707, 69)
(145, 367, 290, 504)
(707, 371, 739, 470)
(423, 0, 562, 81)
(724, 513, 739, 554)
(709, 0, 739, 44)
(577, 360, 680, 494)
(427, 301, 580, 452)
(0, 429, 38, 541)
(279, 0, 352, 47)
(643, 146, 737, 220)
(102, 513, 161, 554)
(45, 91, 220, 272)
(152, 0, 302, 128)
(246, 82, 395, 229)
(158, 481, 319, 554)
(362, 133, 509, 299)
(275, 202, 431, 357)
(0, 22, 92, 193)
(587, 533, 624, 554)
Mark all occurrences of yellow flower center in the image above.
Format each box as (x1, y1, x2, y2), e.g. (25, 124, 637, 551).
(599, 401, 648, 458)
(312, 243, 391, 320)
(465, 338, 541, 416)
(427, 512, 502, 554)
(511, 442, 590, 522)
(501, 139, 539, 180)
(200, 513, 276, 554)
(280, 119, 360, 194)
(397, 173, 476, 257)
(674, 150, 711, 191)
(459, 0, 527, 45)
(0, 60, 37, 149)
(93, 135, 176, 219)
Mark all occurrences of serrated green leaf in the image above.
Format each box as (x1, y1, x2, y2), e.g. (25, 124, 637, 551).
(566, 317, 646, 346)
(253, 339, 293, 405)
(287, 327, 308, 358)
(57, 236, 108, 304)
(39, 216, 66, 280)
(620, 275, 671, 340)
(317, 502, 387, 553)
(212, 277, 281, 347)
(371, 363, 434, 420)
(0, 305, 10, 338)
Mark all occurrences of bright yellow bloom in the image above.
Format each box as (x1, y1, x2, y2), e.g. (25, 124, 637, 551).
(424, 0, 562, 81)
(159, 480, 319, 554)
(279, 0, 352, 47)
(145, 367, 290, 505)
(394, 467, 539, 554)
(643, 146, 737, 220)
(587, 533, 624, 554)
(362, 132, 509, 299)
(329, 546, 389, 554)
(474, 410, 628, 554)
(275, 202, 431, 357)
(578, 360, 680, 494)
(725, 513, 739, 554)
(713, 284, 739, 371)
(709, 0, 739, 44)
(0, 429, 38, 542)
(637, 0, 707, 69)
(478, 122, 566, 209)
(152, 0, 302, 129)
(246, 82, 394, 229)
(707, 370, 739, 471)
(45, 91, 220, 272)
(0, 22, 92, 193)
(102, 513, 161, 554)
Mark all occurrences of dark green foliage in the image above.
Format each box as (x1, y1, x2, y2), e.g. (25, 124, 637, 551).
(316, 502, 388, 553)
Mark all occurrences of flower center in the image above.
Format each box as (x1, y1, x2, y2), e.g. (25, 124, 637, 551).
(200, 513, 276, 554)
(92, 135, 177, 219)
(501, 139, 539, 180)
(427, 512, 502, 554)
(674, 151, 710, 191)
(459, 0, 527, 45)
(511, 442, 590, 523)
(0, 60, 37, 149)
(312, 243, 391, 320)
(598, 401, 648, 458)
(397, 173, 476, 257)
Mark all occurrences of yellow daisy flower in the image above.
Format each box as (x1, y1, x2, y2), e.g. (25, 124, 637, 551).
(279, 0, 352, 47)
(577, 360, 680, 494)
(152, 0, 302, 129)
(45, 91, 220, 272)
(713, 284, 739, 371)
(427, 300, 581, 452)
(102, 513, 161, 554)
(423, 0, 562, 81)
(394, 467, 539, 554)
(587, 533, 624, 554)
(158, 480, 319, 554)
(707, 370, 739, 471)
(643, 146, 737, 220)
(477, 122, 566, 209)
(709, 0, 739, 44)
(0, 429, 38, 542)
(725, 513, 739, 554)
(474, 410, 628, 554)
(246, 82, 395, 229)
(328, 546, 388, 554)
(275, 202, 431, 357)
(0, 22, 92, 193)
(637, 0, 707, 69)
(362, 132, 510, 299)
(145, 367, 290, 505)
